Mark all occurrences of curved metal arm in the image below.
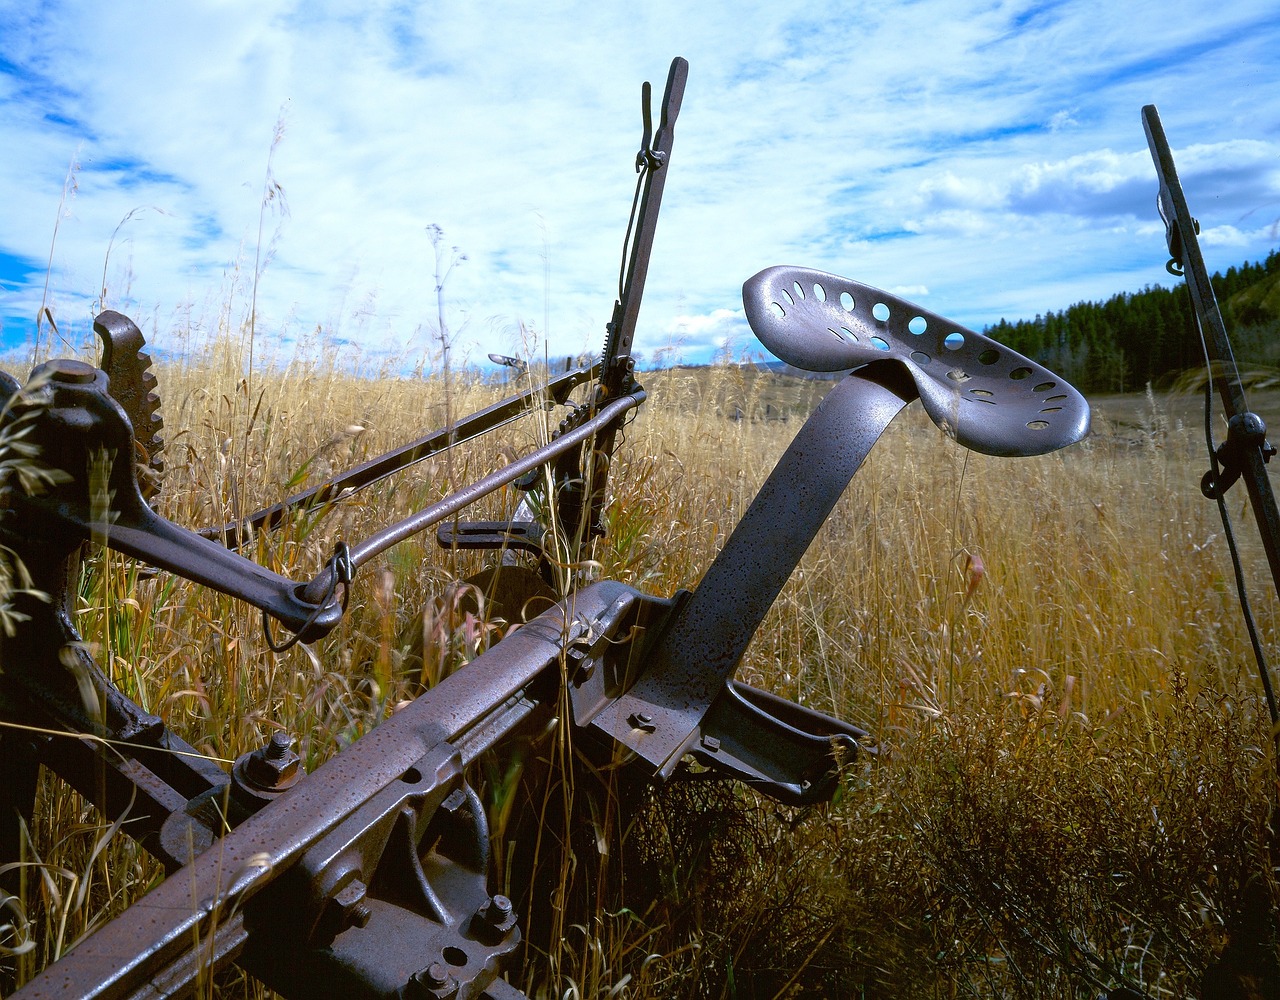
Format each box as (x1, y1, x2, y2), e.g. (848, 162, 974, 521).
(593, 265, 1091, 781)
(592, 362, 918, 776)
(6, 360, 343, 641)
(4, 352, 643, 645)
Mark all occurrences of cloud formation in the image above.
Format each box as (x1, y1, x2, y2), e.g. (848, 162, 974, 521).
(0, 0, 1277, 367)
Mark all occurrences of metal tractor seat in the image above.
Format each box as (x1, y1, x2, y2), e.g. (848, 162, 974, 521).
(593, 266, 1090, 795)
(743, 265, 1090, 456)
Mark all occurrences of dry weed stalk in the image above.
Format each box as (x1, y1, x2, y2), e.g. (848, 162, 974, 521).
(8, 342, 1279, 997)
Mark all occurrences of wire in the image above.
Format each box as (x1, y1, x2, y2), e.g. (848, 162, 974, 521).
(0, 718, 234, 765)
(617, 168, 647, 304)
(1194, 309, 1280, 770)
(262, 542, 352, 653)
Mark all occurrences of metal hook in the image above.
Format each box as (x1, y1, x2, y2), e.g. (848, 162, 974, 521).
(1157, 190, 1199, 278)
(636, 80, 663, 172)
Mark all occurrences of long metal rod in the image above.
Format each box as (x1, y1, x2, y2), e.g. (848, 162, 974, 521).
(297, 390, 644, 604)
(201, 365, 596, 547)
(1142, 105, 1280, 603)
(348, 391, 642, 569)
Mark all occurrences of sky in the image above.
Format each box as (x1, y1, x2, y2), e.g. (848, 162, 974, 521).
(1, 0, 1278, 371)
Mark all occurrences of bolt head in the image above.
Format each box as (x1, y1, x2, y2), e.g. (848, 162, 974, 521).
(46, 360, 98, 385)
(264, 731, 293, 759)
(472, 893, 517, 944)
(425, 962, 449, 986)
(333, 879, 372, 929)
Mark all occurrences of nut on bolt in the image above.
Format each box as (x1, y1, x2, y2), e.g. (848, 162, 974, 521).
(313, 876, 373, 945)
(409, 960, 457, 998)
(479, 893, 513, 926)
(332, 878, 373, 930)
(237, 731, 303, 792)
(472, 893, 516, 943)
(627, 711, 656, 733)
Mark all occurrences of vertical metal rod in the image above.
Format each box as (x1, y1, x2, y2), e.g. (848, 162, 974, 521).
(605, 56, 689, 388)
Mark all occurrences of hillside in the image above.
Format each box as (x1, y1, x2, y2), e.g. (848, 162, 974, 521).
(1227, 267, 1280, 327)
(983, 250, 1280, 394)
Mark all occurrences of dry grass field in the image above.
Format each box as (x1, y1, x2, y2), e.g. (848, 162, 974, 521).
(3, 334, 1279, 998)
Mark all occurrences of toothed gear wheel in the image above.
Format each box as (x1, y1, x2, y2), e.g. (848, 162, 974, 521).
(94, 311, 165, 501)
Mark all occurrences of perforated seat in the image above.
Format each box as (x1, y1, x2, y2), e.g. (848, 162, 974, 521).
(743, 266, 1090, 457)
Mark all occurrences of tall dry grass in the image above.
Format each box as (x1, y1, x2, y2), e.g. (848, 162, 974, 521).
(4, 338, 1278, 998)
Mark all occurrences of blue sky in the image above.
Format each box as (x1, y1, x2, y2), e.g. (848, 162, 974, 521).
(1, 0, 1278, 369)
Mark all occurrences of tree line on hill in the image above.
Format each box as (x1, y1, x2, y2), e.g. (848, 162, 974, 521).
(982, 250, 1280, 394)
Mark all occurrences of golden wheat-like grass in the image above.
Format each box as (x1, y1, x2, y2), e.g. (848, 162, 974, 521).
(5, 339, 1278, 998)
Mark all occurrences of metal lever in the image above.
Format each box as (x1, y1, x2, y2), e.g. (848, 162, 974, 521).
(1143, 104, 1280, 603)
(5, 360, 343, 642)
(603, 56, 688, 388)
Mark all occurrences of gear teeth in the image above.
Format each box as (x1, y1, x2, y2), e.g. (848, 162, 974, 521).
(602, 317, 620, 371)
(94, 311, 165, 501)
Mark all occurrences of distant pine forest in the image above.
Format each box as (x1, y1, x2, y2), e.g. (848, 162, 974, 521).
(983, 249, 1280, 394)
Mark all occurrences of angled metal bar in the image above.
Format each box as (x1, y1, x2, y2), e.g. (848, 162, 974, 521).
(592, 361, 918, 775)
(1143, 105, 1280, 603)
(200, 364, 597, 548)
(9, 582, 638, 1000)
(6, 360, 344, 640)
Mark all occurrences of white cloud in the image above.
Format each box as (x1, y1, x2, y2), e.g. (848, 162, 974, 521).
(662, 307, 754, 361)
(1200, 224, 1252, 248)
(1048, 109, 1079, 132)
(667, 307, 742, 337)
(1, 0, 1278, 367)
(914, 172, 1007, 212)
